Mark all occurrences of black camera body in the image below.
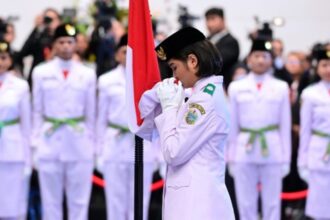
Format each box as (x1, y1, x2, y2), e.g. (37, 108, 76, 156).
(0, 19, 8, 40)
(43, 16, 53, 25)
(178, 5, 199, 28)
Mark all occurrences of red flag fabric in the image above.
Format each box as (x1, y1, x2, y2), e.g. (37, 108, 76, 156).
(126, 0, 161, 131)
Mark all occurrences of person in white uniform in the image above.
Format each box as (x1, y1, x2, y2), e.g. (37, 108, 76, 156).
(32, 23, 96, 220)
(227, 38, 291, 220)
(298, 47, 330, 220)
(0, 40, 31, 220)
(153, 27, 235, 220)
(96, 34, 156, 220)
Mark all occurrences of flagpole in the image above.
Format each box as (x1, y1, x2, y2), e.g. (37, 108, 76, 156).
(134, 135, 144, 220)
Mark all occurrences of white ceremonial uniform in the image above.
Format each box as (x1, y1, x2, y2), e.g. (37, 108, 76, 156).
(97, 64, 156, 220)
(227, 72, 291, 220)
(0, 72, 31, 219)
(32, 57, 96, 220)
(154, 76, 235, 220)
(299, 81, 330, 219)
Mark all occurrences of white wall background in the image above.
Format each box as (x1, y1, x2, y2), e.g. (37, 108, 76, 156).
(2, 0, 330, 58)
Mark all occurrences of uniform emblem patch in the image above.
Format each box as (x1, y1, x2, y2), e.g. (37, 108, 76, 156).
(185, 103, 206, 125)
(189, 103, 205, 115)
(185, 108, 198, 125)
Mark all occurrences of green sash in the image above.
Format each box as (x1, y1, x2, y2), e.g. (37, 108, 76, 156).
(44, 116, 85, 137)
(108, 122, 130, 134)
(0, 118, 20, 136)
(312, 129, 330, 162)
(241, 125, 279, 157)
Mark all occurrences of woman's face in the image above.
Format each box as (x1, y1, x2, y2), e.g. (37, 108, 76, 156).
(0, 52, 12, 74)
(317, 59, 330, 82)
(285, 54, 303, 76)
(167, 54, 199, 88)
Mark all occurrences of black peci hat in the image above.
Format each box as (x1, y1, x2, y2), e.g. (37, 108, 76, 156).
(54, 23, 77, 41)
(116, 33, 128, 51)
(155, 27, 206, 62)
(315, 49, 330, 62)
(250, 38, 272, 54)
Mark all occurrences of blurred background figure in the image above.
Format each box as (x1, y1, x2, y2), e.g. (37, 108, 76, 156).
(0, 17, 23, 76)
(0, 40, 31, 220)
(205, 7, 239, 90)
(88, 0, 121, 77)
(32, 23, 96, 220)
(272, 39, 285, 72)
(17, 8, 61, 87)
(298, 46, 330, 220)
(281, 51, 311, 219)
(231, 62, 249, 81)
(227, 38, 292, 220)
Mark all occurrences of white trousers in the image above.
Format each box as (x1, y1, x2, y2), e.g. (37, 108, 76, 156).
(0, 162, 27, 218)
(306, 171, 330, 219)
(38, 160, 93, 220)
(233, 163, 282, 220)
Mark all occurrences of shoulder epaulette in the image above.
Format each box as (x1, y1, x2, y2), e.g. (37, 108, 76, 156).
(203, 83, 216, 96)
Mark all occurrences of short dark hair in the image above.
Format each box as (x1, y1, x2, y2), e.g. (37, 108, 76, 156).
(171, 40, 223, 78)
(205, 7, 224, 19)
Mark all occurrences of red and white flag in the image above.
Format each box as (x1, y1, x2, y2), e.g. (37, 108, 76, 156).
(126, 0, 161, 134)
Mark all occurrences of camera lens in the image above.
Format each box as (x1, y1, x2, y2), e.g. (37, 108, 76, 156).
(43, 16, 53, 25)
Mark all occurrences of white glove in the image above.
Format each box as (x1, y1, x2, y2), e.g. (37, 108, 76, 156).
(227, 163, 235, 177)
(23, 166, 32, 177)
(298, 167, 309, 183)
(281, 164, 290, 178)
(156, 78, 184, 111)
(95, 156, 105, 174)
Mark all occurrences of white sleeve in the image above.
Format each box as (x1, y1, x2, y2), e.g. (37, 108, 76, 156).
(298, 90, 312, 168)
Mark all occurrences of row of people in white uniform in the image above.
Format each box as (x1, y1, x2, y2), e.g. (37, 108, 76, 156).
(227, 39, 330, 220)
(0, 24, 162, 220)
(1, 23, 330, 220)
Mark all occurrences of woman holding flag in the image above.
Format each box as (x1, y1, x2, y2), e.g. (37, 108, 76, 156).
(152, 27, 235, 220)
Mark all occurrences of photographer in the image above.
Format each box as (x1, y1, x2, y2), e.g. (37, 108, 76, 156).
(17, 8, 61, 87)
(88, 0, 118, 77)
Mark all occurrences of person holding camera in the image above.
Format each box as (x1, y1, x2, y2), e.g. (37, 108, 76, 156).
(17, 8, 61, 88)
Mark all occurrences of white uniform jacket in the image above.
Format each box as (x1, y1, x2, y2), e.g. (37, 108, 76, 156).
(299, 81, 330, 171)
(32, 57, 96, 161)
(227, 73, 291, 164)
(0, 72, 31, 164)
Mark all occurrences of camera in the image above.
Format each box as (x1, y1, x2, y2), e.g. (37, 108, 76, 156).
(43, 16, 53, 25)
(0, 19, 8, 40)
(178, 5, 199, 28)
(248, 16, 285, 41)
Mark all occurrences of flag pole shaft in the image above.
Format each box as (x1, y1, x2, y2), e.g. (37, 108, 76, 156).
(134, 135, 144, 220)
